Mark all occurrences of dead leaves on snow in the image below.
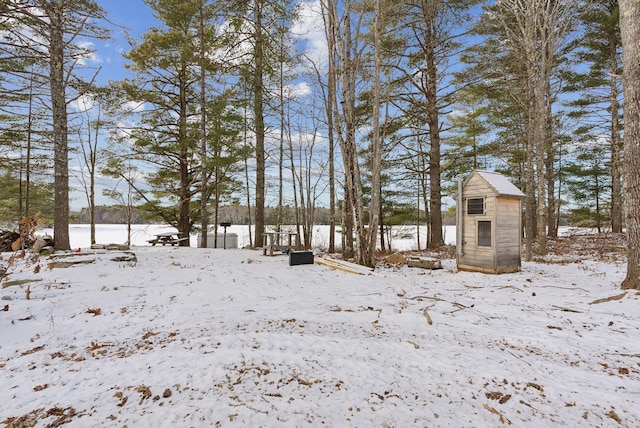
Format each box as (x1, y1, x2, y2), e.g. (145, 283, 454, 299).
(485, 391, 512, 404)
(135, 385, 152, 404)
(78, 330, 179, 359)
(112, 385, 174, 413)
(114, 390, 128, 407)
(2, 386, 175, 427)
(17, 330, 181, 364)
(478, 377, 632, 426)
(20, 345, 44, 356)
(1, 406, 80, 428)
(484, 403, 511, 425)
(85, 307, 102, 316)
(607, 409, 622, 424)
(538, 233, 627, 263)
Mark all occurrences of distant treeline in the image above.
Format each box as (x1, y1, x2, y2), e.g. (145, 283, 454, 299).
(71, 205, 335, 225)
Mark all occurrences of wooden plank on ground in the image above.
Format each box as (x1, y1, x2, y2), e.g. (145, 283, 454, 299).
(314, 257, 374, 275)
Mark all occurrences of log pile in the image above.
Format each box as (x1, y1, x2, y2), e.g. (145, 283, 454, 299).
(0, 230, 21, 252)
(0, 215, 47, 252)
(0, 231, 54, 253)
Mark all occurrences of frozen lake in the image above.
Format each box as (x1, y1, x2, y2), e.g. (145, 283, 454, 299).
(41, 224, 458, 252)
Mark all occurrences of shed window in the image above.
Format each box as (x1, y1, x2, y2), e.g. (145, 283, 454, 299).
(467, 198, 485, 215)
(478, 221, 491, 247)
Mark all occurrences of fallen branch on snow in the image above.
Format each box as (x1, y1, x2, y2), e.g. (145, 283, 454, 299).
(551, 305, 583, 313)
(589, 292, 627, 305)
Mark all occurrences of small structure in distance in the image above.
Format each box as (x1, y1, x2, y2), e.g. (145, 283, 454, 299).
(456, 170, 525, 274)
(198, 223, 238, 249)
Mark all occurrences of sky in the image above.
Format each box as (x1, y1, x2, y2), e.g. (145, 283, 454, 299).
(67, 2, 154, 210)
(1, 225, 638, 426)
(92, 0, 326, 85)
(68, 0, 329, 211)
(92, 1, 154, 83)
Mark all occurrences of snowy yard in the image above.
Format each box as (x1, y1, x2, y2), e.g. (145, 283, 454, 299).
(1, 229, 638, 427)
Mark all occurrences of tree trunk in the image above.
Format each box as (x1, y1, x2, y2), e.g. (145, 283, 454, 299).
(253, 0, 266, 248)
(328, 116, 336, 254)
(87, 98, 101, 246)
(610, 66, 623, 233)
(89, 122, 96, 246)
(26, 73, 35, 218)
(545, 77, 557, 238)
(288, 126, 302, 244)
(366, 0, 383, 267)
(416, 138, 431, 248)
(525, 96, 536, 261)
(335, 0, 358, 260)
(177, 60, 191, 245)
(323, 0, 337, 253)
(242, 90, 253, 248)
(424, 27, 444, 248)
(619, 0, 640, 289)
(199, 2, 208, 249)
(277, 44, 285, 236)
(534, 34, 548, 254)
(49, 0, 70, 251)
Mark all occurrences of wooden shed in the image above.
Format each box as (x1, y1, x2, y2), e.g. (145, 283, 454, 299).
(456, 170, 525, 274)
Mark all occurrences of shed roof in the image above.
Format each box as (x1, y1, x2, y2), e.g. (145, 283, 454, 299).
(468, 170, 525, 198)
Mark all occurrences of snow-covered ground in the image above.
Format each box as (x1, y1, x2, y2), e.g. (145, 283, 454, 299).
(1, 226, 638, 427)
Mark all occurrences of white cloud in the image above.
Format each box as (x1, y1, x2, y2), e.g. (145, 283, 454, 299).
(286, 81, 312, 98)
(75, 40, 102, 66)
(122, 101, 145, 113)
(70, 94, 95, 113)
(292, 0, 328, 69)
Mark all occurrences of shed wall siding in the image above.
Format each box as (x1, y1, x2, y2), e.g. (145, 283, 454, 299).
(495, 198, 521, 260)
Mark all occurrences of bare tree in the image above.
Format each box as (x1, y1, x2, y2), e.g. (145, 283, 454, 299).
(75, 91, 104, 245)
(492, 0, 578, 258)
(318, 0, 338, 253)
(323, 0, 380, 264)
(364, 0, 383, 266)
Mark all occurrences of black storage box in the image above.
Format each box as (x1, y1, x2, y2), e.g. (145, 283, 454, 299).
(289, 251, 314, 266)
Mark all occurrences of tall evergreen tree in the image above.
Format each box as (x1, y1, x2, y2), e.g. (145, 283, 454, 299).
(391, 0, 477, 248)
(226, 0, 296, 248)
(443, 88, 493, 181)
(120, 0, 232, 243)
(564, 146, 610, 232)
(565, 0, 623, 233)
(3, 0, 110, 250)
(462, 0, 579, 259)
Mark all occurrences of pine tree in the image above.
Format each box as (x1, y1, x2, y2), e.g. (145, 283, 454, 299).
(463, 0, 579, 259)
(3, 0, 110, 250)
(564, 146, 610, 232)
(119, 0, 241, 242)
(120, 0, 202, 241)
(564, 0, 623, 233)
(390, 0, 477, 249)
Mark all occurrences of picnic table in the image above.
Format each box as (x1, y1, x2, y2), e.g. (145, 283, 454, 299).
(147, 232, 189, 246)
(262, 232, 299, 256)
